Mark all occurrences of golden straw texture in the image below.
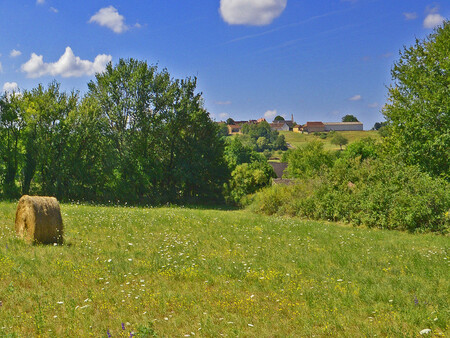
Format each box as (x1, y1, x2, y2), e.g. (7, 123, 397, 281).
(15, 195, 64, 244)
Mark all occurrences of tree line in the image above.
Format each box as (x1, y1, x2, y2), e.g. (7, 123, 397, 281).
(0, 59, 227, 204)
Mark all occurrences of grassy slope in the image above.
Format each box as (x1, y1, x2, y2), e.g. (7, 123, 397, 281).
(0, 202, 448, 336)
(280, 130, 381, 151)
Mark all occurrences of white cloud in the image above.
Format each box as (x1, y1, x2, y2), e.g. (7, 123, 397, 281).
(264, 109, 278, 119)
(3, 82, 19, 93)
(219, 113, 229, 119)
(349, 95, 362, 101)
(403, 12, 418, 20)
(36, 0, 45, 4)
(220, 0, 287, 26)
(0, 61, 2, 73)
(423, 13, 444, 28)
(368, 102, 379, 108)
(215, 100, 232, 105)
(50, 7, 58, 13)
(10, 49, 22, 58)
(89, 6, 129, 33)
(21, 47, 112, 78)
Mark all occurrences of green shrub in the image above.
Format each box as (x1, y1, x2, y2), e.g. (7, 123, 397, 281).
(249, 158, 450, 233)
(285, 141, 334, 179)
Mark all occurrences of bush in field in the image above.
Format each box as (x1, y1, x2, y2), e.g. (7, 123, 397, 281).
(225, 160, 276, 205)
(340, 137, 379, 161)
(285, 141, 334, 179)
(249, 157, 450, 233)
(223, 137, 276, 204)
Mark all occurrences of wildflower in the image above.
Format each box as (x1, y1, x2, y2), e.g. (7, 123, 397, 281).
(107, 329, 112, 337)
(414, 295, 419, 306)
(122, 322, 125, 330)
(419, 329, 431, 335)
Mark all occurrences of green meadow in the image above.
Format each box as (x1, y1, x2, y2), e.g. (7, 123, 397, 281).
(0, 202, 448, 337)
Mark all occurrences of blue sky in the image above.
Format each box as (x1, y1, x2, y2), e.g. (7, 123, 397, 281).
(0, 0, 448, 129)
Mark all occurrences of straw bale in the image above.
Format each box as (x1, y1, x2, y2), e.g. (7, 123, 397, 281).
(15, 195, 64, 244)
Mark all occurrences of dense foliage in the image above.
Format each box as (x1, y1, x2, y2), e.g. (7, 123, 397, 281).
(223, 137, 276, 204)
(342, 114, 359, 122)
(0, 59, 226, 204)
(241, 120, 287, 152)
(383, 21, 450, 180)
(249, 156, 450, 233)
(284, 141, 335, 179)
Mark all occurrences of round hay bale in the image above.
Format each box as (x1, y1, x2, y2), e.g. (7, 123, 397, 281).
(15, 195, 64, 245)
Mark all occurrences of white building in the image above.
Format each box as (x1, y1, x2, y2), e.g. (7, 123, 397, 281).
(323, 122, 363, 131)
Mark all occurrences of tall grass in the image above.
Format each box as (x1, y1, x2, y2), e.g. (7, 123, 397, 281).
(0, 202, 448, 336)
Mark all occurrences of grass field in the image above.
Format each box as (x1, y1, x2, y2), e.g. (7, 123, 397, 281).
(280, 130, 381, 151)
(0, 202, 448, 336)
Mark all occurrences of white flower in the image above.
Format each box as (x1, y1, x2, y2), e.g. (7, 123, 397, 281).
(420, 329, 432, 335)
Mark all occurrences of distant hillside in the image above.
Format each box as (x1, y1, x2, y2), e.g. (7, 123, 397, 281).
(279, 130, 381, 151)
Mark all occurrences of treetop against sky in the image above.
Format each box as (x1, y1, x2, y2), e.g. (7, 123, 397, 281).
(0, 0, 448, 128)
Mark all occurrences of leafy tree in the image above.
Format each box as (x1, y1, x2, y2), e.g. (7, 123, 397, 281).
(217, 122, 229, 137)
(342, 114, 359, 122)
(240, 120, 285, 151)
(20, 82, 78, 197)
(341, 137, 378, 161)
(286, 141, 334, 179)
(224, 137, 256, 170)
(330, 134, 348, 150)
(383, 21, 450, 179)
(372, 121, 387, 130)
(256, 136, 269, 151)
(274, 115, 285, 122)
(0, 91, 24, 197)
(223, 137, 276, 204)
(273, 134, 288, 151)
(225, 161, 276, 204)
(88, 58, 226, 203)
(226, 118, 235, 125)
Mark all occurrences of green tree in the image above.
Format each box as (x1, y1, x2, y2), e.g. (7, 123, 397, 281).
(88, 58, 226, 203)
(330, 134, 348, 150)
(217, 122, 229, 137)
(19, 82, 78, 198)
(383, 21, 450, 179)
(342, 114, 359, 122)
(226, 118, 235, 125)
(286, 141, 334, 179)
(0, 91, 24, 197)
(256, 136, 268, 151)
(341, 137, 378, 161)
(273, 134, 288, 150)
(274, 115, 285, 122)
(372, 121, 387, 130)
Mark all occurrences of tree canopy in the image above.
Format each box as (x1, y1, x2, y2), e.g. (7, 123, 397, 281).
(342, 114, 359, 122)
(330, 134, 348, 150)
(382, 21, 450, 180)
(0, 59, 227, 203)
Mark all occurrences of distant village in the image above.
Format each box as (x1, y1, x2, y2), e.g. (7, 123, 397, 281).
(221, 115, 363, 135)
